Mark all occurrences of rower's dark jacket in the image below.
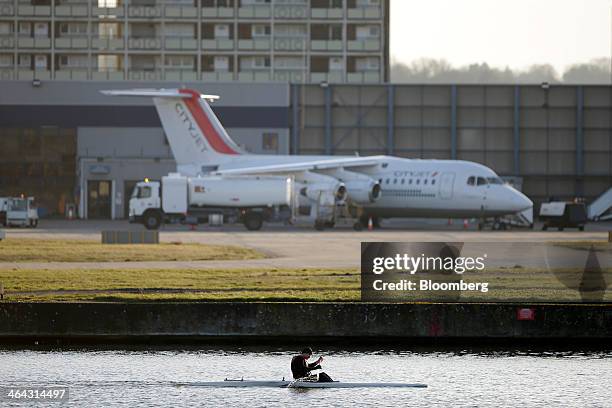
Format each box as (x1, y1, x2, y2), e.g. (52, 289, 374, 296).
(291, 355, 321, 379)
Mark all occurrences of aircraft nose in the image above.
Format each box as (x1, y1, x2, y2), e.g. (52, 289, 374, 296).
(509, 189, 533, 212)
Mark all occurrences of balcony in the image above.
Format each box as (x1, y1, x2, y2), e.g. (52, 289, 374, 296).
(310, 71, 343, 83)
(128, 37, 161, 50)
(347, 38, 380, 51)
(0, 35, 15, 49)
(310, 7, 342, 19)
(91, 37, 124, 50)
(92, 6, 124, 17)
(55, 37, 89, 49)
(0, 3, 15, 16)
(273, 37, 306, 51)
(238, 5, 271, 18)
(0, 66, 15, 81)
(55, 3, 89, 17)
(128, 70, 162, 81)
(17, 69, 52, 80)
(238, 70, 271, 81)
(17, 4, 51, 16)
(273, 69, 305, 82)
(18, 36, 51, 48)
(238, 38, 270, 50)
(164, 37, 197, 50)
(201, 71, 234, 81)
(310, 40, 342, 51)
(0, 68, 14, 80)
(347, 71, 380, 83)
(202, 7, 234, 18)
(55, 68, 88, 80)
(128, 5, 161, 18)
(165, 69, 197, 81)
(201, 38, 234, 50)
(164, 4, 197, 18)
(273, 4, 307, 19)
(347, 5, 381, 19)
(91, 70, 124, 80)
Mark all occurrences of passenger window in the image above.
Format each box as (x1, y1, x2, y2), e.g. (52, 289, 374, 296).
(401, 179, 405, 184)
(477, 177, 487, 186)
(409, 179, 413, 185)
(393, 179, 397, 184)
(467, 176, 475, 186)
(416, 179, 420, 185)
(424, 179, 428, 185)
(431, 179, 436, 185)
(385, 178, 390, 184)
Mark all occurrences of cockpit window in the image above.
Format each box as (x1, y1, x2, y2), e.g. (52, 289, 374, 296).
(486, 177, 503, 185)
(467, 176, 475, 186)
(477, 177, 487, 186)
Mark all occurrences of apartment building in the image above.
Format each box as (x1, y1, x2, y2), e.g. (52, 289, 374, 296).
(0, 0, 388, 83)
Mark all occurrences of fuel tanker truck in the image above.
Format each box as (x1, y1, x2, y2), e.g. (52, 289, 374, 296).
(129, 173, 294, 230)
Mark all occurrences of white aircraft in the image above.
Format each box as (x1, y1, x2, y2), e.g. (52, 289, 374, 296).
(102, 88, 532, 229)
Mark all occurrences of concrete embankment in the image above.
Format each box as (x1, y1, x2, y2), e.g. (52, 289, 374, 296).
(0, 303, 610, 344)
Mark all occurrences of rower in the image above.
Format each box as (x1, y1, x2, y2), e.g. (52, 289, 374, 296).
(290, 347, 333, 382)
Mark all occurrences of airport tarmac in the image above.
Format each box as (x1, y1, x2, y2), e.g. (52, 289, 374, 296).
(1, 219, 610, 270)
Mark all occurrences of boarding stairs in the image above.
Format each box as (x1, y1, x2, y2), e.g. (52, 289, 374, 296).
(588, 187, 612, 221)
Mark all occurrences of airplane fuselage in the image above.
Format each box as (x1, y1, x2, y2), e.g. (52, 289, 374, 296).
(188, 155, 532, 219)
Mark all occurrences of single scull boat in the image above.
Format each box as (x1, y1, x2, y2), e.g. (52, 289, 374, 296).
(185, 379, 427, 388)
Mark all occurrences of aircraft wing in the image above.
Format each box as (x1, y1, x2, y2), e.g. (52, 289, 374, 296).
(214, 156, 385, 175)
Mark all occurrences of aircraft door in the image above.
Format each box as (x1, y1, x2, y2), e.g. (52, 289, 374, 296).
(439, 172, 455, 199)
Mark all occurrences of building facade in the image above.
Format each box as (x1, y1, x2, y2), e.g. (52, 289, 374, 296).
(0, 0, 389, 84)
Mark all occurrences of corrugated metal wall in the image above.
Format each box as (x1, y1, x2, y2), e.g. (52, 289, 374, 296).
(291, 84, 612, 204)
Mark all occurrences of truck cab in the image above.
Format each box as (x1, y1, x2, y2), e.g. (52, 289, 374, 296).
(0, 196, 38, 228)
(128, 180, 161, 227)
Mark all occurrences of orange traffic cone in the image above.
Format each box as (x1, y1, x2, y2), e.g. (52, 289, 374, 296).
(368, 217, 373, 231)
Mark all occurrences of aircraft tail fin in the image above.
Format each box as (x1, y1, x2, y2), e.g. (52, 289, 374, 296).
(101, 89, 246, 170)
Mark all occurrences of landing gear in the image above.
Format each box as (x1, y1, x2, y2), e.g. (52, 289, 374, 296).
(359, 215, 381, 229)
(492, 221, 507, 231)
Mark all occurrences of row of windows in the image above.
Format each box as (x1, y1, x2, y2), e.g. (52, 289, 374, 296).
(466, 176, 503, 186)
(382, 190, 436, 198)
(383, 178, 436, 186)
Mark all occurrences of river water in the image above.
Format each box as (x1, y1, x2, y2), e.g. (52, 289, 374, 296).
(1, 346, 610, 407)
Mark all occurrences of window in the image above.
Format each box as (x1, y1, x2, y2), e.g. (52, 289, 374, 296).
(400, 179, 405, 184)
(137, 186, 152, 198)
(431, 179, 436, 185)
(408, 179, 412, 185)
(416, 179, 420, 185)
(467, 176, 475, 186)
(385, 178, 389, 184)
(477, 177, 487, 186)
(262, 132, 278, 151)
(487, 177, 503, 185)
(424, 179, 428, 185)
(393, 178, 397, 184)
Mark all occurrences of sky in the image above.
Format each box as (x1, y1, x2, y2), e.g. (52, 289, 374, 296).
(390, 0, 612, 72)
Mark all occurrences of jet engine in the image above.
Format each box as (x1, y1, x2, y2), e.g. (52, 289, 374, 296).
(319, 169, 381, 205)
